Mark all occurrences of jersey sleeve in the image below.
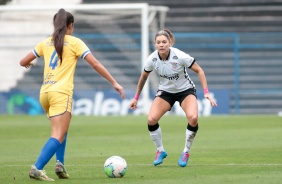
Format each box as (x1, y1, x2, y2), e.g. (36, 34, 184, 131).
(181, 53, 195, 68)
(33, 41, 44, 58)
(76, 38, 91, 59)
(144, 57, 154, 72)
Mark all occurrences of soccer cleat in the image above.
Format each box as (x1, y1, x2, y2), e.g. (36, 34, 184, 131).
(178, 151, 190, 167)
(29, 165, 55, 181)
(153, 150, 168, 166)
(55, 160, 69, 179)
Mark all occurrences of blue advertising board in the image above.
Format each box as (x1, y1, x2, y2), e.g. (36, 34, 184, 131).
(0, 89, 230, 115)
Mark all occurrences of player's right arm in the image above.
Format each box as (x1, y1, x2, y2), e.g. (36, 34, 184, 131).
(129, 71, 150, 110)
(19, 51, 36, 69)
(20, 40, 44, 69)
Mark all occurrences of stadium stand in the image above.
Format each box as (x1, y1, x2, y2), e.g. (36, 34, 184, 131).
(4, 0, 282, 114)
(80, 0, 282, 114)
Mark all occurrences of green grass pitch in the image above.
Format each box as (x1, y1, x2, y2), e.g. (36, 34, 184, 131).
(0, 115, 281, 184)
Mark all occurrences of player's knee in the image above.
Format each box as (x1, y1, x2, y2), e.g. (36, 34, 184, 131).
(51, 133, 66, 143)
(186, 113, 198, 124)
(147, 116, 159, 125)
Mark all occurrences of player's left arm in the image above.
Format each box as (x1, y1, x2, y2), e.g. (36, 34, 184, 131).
(19, 51, 36, 69)
(190, 62, 217, 106)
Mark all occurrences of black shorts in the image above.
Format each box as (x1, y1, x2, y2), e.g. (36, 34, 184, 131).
(155, 88, 197, 108)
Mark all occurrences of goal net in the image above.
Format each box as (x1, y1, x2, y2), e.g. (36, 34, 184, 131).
(0, 3, 169, 115)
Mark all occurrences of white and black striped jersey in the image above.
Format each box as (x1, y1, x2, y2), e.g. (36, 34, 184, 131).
(144, 47, 196, 93)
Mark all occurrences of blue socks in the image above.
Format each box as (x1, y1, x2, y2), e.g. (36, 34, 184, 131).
(35, 137, 61, 170)
(56, 133, 68, 164)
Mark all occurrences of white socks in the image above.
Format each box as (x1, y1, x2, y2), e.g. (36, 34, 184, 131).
(183, 129, 196, 153)
(149, 127, 164, 151)
(149, 126, 197, 153)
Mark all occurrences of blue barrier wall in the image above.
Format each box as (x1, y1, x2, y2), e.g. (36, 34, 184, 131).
(0, 89, 229, 116)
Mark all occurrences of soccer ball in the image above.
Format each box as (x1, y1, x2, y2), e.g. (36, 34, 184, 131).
(104, 156, 127, 178)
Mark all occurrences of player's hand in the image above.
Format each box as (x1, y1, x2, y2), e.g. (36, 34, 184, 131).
(204, 93, 218, 106)
(112, 82, 125, 99)
(129, 99, 138, 110)
(22, 62, 34, 69)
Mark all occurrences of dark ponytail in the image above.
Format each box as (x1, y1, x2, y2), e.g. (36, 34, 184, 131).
(52, 8, 74, 64)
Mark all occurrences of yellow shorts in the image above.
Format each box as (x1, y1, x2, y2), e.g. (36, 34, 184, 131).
(40, 92, 72, 118)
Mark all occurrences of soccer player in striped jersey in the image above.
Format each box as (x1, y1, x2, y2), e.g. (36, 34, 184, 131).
(129, 29, 217, 167)
(20, 8, 125, 181)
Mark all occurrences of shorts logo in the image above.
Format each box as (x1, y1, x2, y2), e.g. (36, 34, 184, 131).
(156, 90, 163, 97)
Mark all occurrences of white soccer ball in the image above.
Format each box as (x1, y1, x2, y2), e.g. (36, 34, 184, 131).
(104, 156, 127, 178)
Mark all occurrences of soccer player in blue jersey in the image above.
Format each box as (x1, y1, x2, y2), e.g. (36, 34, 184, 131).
(129, 29, 217, 167)
(20, 8, 125, 181)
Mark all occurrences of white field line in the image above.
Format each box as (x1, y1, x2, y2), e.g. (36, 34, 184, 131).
(3, 163, 282, 167)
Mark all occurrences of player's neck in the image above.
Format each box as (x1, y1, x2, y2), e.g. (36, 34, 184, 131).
(158, 50, 170, 61)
